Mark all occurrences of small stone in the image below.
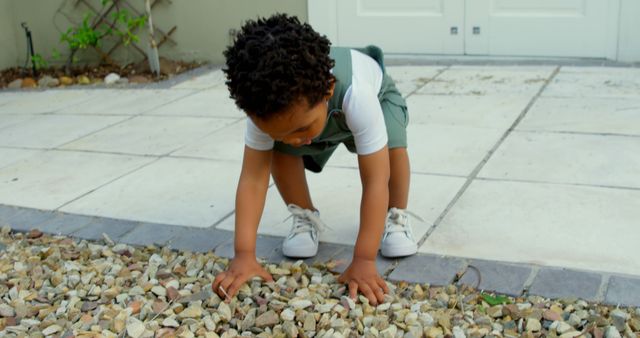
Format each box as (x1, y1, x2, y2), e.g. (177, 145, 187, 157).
(38, 75, 60, 87)
(81, 301, 98, 312)
(526, 318, 542, 332)
(104, 73, 121, 85)
(178, 305, 202, 318)
(77, 75, 91, 85)
(8, 79, 22, 89)
(290, 299, 313, 310)
(281, 308, 295, 321)
(604, 325, 622, 338)
(0, 303, 15, 317)
(544, 309, 562, 321)
(610, 309, 628, 332)
(27, 229, 43, 238)
(151, 285, 166, 297)
(22, 77, 37, 88)
(127, 316, 146, 338)
(256, 310, 279, 328)
(59, 76, 74, 86)
(166, 286, 180, 300)
(162, 317, 179, 328)
(218, 302, 232, 321)
(560, 331, 582, 338)
(556, 321, 573, 334)
(42, 324, 63, 335)
(452, 326, 466, 338)
(129, 75, 150, 84)
(303, 313, 316, 331)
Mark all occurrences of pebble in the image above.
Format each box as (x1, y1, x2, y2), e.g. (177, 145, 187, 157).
(38, 75, 59, 87)
(59, 76, 74, 86)
(8, 79, 22, 89)
(0, 228, 636, 338)
(104, 72, 121, 85)
(21, 77, 37, 88)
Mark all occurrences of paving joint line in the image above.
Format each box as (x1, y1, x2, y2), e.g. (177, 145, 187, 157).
(402, 65, 451, 99)
(521, 266, 541, 297)
(516, 128, 640, 139)
(475, 176, 640, 192)
(414, 65, 562, 250)
(595, 274, 611, 303)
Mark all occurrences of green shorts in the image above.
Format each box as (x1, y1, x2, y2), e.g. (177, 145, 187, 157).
(273, 73, 409, 173)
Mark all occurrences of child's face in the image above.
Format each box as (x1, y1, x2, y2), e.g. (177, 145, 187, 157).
(253, 98, 329, 147)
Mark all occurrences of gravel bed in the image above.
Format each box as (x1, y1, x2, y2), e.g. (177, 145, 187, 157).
(0, 227, 638, 338)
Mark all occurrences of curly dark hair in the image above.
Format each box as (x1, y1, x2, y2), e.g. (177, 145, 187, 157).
(223, 14, 335, 120)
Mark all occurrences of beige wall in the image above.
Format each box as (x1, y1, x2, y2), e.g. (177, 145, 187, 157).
(0, 0, 18, 69)
(8, 0, 308, 67)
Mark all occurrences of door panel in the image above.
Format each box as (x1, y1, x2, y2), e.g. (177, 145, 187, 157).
(466, 0, 611, 57)
(335, 0, 464, 54)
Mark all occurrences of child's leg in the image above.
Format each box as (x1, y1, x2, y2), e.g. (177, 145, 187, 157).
(389, 147, 410, 210)
(271, 151, 315, 210)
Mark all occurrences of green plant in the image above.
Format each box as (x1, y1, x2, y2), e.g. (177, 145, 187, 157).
(58, 0, 147, 72)
(30, 53, 48, 70)
(480, 292, 511, 306)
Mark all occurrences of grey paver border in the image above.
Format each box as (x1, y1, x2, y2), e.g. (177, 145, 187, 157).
(1, 203, 639, 306)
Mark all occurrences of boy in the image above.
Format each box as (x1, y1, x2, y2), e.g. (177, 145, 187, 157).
(212, 14, 416, 306)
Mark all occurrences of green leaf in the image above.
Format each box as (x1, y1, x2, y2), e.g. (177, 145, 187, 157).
(480, 292, 511, 306)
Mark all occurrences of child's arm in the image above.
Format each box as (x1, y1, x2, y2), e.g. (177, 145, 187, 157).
(338, 145, 391, 305)
(212, 146, 274, 301)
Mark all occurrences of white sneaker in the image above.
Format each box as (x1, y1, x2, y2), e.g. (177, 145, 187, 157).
(380, 208, 418, 257)
(282, 204, 328, 258)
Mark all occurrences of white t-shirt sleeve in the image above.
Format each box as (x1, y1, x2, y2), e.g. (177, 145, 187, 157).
(343, 50, 387, 155)
(244, 118, 274, 151)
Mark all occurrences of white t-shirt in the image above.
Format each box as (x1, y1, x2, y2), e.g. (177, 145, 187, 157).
(244, 49, 387, 155)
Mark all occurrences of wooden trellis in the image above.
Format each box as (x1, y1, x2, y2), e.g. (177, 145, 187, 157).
(72, 0, 177, 64)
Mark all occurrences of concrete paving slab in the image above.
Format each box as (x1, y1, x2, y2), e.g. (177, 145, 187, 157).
(0, 90, 98, 114)
(71, 217, 139, 242)
(0, 92, 28, 107)
(605, 275, 640, 307)
(3, 207, 56, 232)
(0, 114, 128, 149)
(145, 87, 244, 118)
(0, 114, 35, 131)
(167, 227, 233, 253)
(171, 119, 245, 161)
(457, 259, 533, 296)
(60, 115, 234, 156)
(420, 180, 640, 276)
(544, 67, 640, 98)
(406, 94, 531, 129)
(61, 157, 241, 228)
(418, 66, 554, 96)
(0, 205, 27, 225)
(385, 66, 444, 96)
(119, 222, 185, 247)
(528, 268, 603, 302)
(218, 167, 465, 247)
(34, 212, 95, 236)
(57, 89, 193, 115)
(328, 124, 505, 176)
(518, 97, 640, 136)
(0, 148, 41, 170)
(0, 150, 154, 210)
(171, 69, 225, 90)
(214, 235, 284, 260)
(389, 254, 466, 286)
(480, 131, 640, 189)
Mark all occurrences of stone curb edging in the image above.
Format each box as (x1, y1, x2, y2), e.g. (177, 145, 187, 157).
(1, 204, 639, 307)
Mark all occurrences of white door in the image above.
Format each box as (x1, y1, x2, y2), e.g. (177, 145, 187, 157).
(465, 0, 618, 57)
(310, 0, 465, 54)
(308, 0, 619, 58)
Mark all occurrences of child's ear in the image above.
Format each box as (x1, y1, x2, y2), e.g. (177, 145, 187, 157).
(324, 81, 335, 101)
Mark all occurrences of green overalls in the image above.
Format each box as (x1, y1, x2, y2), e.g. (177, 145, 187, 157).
(273, 45, 409, 173)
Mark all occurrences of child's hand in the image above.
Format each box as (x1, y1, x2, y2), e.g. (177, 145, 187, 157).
(212, 253, 273, 302)
(337, 257, 389, 306)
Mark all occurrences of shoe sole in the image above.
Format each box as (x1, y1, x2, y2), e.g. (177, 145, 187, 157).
(282, 246, 318, 258)
(380, 244, 418, 258)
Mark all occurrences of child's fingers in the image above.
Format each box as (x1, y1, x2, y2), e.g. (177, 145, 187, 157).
(358, 283, 378, 306)
(225, 276, 249, 302)
(212, 272, 227, 296)
(376, 277, 390, 294)
(348, 281, 358, 301)
(371, 281, 385, 304)
(259, 269, 274, 282)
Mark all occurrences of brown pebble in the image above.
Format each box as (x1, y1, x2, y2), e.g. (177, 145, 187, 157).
(166, 286, 180, 301)
(543, 309, 562, 322)
(27, 229, 43, 239)
(128, 300, 142, 314)
(21, 77, 37, 88)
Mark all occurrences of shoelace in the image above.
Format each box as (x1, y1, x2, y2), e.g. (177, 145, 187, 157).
(385, 208, 424, 234)
(284, 204, 332, 236)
